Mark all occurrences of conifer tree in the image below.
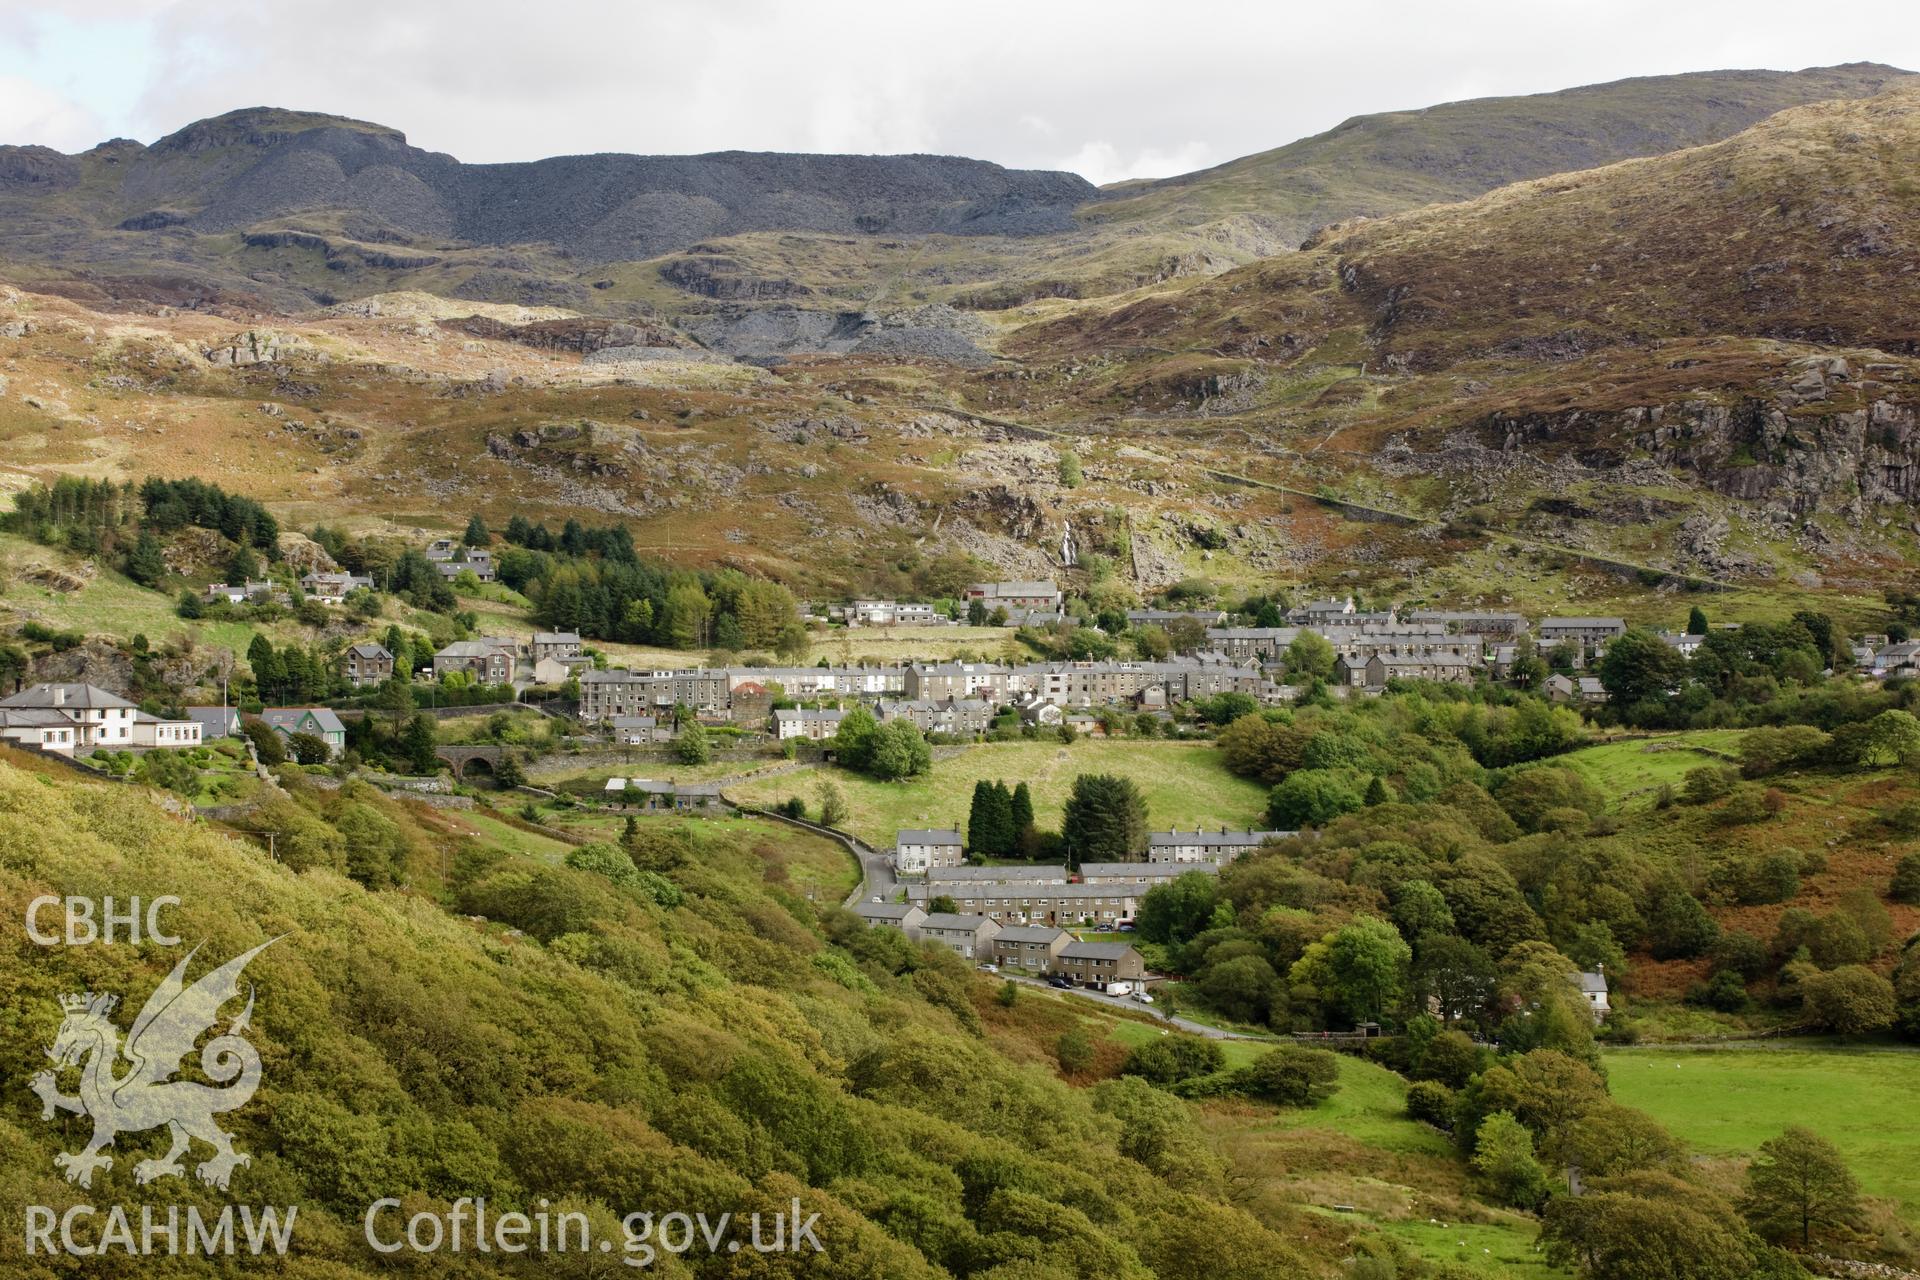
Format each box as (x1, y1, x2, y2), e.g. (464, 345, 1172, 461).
(1011, 781, 1036, 841)
(124, 531, 167, 588)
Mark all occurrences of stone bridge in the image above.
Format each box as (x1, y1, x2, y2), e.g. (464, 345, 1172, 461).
(434, 744, 506, 780)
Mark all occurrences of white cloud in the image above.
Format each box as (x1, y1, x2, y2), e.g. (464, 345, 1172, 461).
(0, 75, 102, 152)
(1056, 140, 1218, 187)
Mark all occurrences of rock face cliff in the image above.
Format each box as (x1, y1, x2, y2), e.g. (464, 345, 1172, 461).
(6, 108, 1096, 261)
(1485, 358, 1920, 526)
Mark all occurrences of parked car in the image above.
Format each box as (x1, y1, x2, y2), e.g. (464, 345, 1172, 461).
(1048, 976, 1073, 989)
(1131, 990, 1154, 1005)
(979, 962, 998, 973)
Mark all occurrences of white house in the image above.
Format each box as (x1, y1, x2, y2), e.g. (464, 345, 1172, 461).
(774, 708, 845, 741)
(130, 711, 203, 749)
(0, 684, 139, 751)
(1574, 968, 1611, 1022)
(205, 580, 278, 605)
(299, 571, 374, 604)
(894, 829, 965, 875)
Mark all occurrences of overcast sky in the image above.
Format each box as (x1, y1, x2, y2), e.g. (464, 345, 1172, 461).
(5, 1, 1918, 186)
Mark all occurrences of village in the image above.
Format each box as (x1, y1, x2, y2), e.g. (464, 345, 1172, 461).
(9, 549, 1908, 1013)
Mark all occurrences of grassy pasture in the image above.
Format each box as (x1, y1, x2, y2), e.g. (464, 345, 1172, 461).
(1606, 1043, 1920, 1220)
(727, 738, 1270, 848)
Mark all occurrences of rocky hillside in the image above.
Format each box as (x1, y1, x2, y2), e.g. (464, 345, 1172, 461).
(1087, 62, 1912, 249)
(7, 73, 1920, 617)
(0, 65, 1905, 324)
(0, 107, 1094, 313)
(984, 82, 1920, 593)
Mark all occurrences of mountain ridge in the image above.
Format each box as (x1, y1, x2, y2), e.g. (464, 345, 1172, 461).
(0, 62, 1908, 321)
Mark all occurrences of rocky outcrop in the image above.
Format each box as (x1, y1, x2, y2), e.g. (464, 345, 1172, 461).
(1485, 360, 1920, 525)
(276, 531, 340, 573)
(581, 345, 733, 367)
(28, 639, 233, 695)
(438, 314, 687, 354)
(659, 256, 810, 301)
(203, 330, 303, 366)
(684, 303, 992, 363)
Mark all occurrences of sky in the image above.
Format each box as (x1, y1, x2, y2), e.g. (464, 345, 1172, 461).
(5, 1, 1920, 186)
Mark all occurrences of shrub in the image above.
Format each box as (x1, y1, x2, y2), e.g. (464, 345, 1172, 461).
(1715, 784, 1774, 826)
(1739, 851, 1800, 905)
(1056, 1027, 1095, 1076)
(1688, 969, 1751, 1013)
(1682, 765, 1738, 805)
(1229, 1045, 1340, 1107)
(1880, 801, 1920, 837)
(1710, 931, 1770, 981)
(1800, 965, 1897, 1034)
(1472, 1111, 1551, 1210)
(1645, 882, 1719, 959)
(1891, 852, 1920, 905)
(241, 719, 286, 766)
(1406, 1080, 1456, 1127)
(1122, 1035, 1225, 1087)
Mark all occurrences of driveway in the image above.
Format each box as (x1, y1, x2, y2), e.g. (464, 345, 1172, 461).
(996, 972, 1277, 1041)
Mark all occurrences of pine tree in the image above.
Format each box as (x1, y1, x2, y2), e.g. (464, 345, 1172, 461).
(1364, 775, 1391, 806)
(1061, 773, 1149, 865)
(402, 713, 439, 774)
(226, 543, 259, 584)
(1688, 604, 1710, 636)
(967, 781, 995, 855)
(1011, 781, 1036, 842)
(463, 514, 490, 547)
(988, 781, 1017, 856)
(247, 635, 281, 701)
(124, 531, 167, 588)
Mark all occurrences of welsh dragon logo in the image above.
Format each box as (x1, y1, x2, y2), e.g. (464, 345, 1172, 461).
(29, 939, 277, 1191)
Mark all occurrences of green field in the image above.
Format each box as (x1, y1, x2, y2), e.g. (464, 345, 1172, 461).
(1103, 1014, 1268, 1069)
(1098, 1019, 1559, 1276)
(531, 755, 790, 787)
(1554, 730, 1746, 808)
(546, 809, 861, 903)
(728, 739, 1271, 848)
(435, 707, 553, 745)
(1606, 1044, 1920, 1219)
(448, 809, 580, 860)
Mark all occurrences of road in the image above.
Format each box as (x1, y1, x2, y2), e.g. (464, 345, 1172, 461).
(996, 972, 1279, 1041)
(846, 837, 897, 908)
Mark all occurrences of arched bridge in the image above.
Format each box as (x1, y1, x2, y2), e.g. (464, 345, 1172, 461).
(434, 745, 505, 780)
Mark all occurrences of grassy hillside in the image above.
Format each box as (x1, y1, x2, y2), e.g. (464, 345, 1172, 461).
(1552, 732, 1746, 810)
(0, 759, 1345, 1277)
(1089, 64, 1911, 248)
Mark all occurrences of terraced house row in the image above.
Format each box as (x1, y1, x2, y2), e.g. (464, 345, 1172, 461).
(570, 610, 1643, 725)
(848, 904, 1148, 985)
(577, 655, 1286, 724)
